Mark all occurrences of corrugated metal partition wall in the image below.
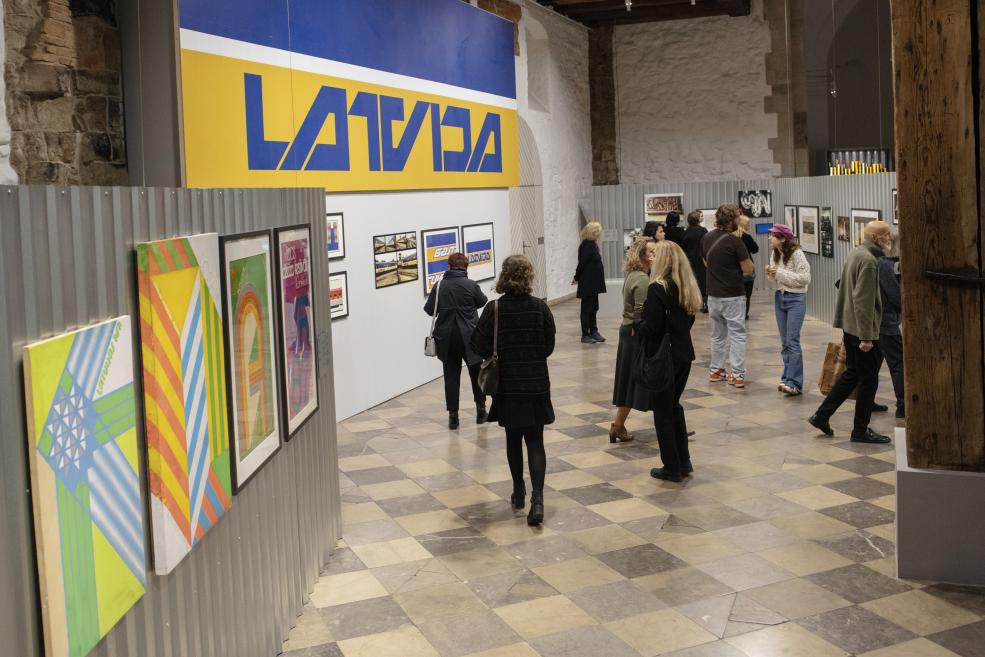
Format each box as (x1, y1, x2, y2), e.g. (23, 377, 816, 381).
(592, 173, 897, 324)
(0, 186, 341, 657)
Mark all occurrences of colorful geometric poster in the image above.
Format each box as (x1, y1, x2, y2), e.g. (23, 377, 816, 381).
(136, 233, 233, 575)
(221, 231, 282, 489)
(23, 317, 146, 657)
(421, 227, 460, 295)
(329, 271, 349, 320)
(276, 226, 319, 437)
(326, 211, 345, 260)
(462, 223, 495, 282)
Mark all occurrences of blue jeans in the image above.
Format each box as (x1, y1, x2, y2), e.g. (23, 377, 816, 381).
(774, 291, 806, 389)
(708, 296, 747, 376)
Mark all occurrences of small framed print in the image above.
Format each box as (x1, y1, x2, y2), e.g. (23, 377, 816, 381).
(329, 271, 349, 320)
(797, 206, 820, 254)
(274, 224, 320, 439)
(373, 231, 419, 289)
(326, 211, 345, 260)
(698, 209, 717, 231)
(220, 230, 283, 491)
(421, 226, 460, 295)
(783, 205, 799, 237)
(461, 222, 495, 282)
(892, 189, 899, 225)
(851, 208, 882, 247)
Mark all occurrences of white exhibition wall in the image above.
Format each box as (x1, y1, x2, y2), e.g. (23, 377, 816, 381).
(327, 189, 510, 420)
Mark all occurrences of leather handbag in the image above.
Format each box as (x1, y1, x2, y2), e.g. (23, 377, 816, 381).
(424, 279, 441, 357)
(478, 300, 499, 395)
(634, 308, 675, 393)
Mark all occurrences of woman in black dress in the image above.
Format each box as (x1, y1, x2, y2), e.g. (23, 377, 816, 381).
(681, 211, 709, 312)
(424, 252, 489, 429)
(472, 256, 556, 526)
(573, 221, 606, 344)
(637, 241, 702, 483)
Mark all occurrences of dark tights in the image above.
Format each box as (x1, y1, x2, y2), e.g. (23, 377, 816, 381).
(505, 426, 546, 492)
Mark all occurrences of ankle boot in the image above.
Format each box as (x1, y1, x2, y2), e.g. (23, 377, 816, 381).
(476, 405, 488, 424)
(510, 481, 526, 509)
(448, 412, 459, 430)
(527, 491, 544, 526)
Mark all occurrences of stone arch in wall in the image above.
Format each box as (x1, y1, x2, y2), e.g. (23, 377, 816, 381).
(509, 115, 547, 299)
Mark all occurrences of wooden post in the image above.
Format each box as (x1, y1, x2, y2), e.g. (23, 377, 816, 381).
(892, 0, 985, 471)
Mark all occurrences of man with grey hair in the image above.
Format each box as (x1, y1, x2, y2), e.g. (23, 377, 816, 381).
(809, 220, 894, 443)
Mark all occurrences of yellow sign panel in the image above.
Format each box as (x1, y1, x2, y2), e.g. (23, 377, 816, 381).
(180, 50, 519, 191)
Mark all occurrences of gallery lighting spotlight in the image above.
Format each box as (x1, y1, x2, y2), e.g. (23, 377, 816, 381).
(626, 0, 632, 10)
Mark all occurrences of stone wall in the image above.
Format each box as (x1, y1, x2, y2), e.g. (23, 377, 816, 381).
(613, 0, 781, 183)
(0, 3, 17, 183)
(589, 24, 618, 185)
(3, 0, 127, 185)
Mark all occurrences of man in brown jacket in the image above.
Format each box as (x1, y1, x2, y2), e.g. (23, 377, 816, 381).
(809, 221, 893, 443)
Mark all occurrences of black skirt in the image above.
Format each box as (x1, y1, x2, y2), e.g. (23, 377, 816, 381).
(487, 394, 555, 428)
(612, 324, 654, 412)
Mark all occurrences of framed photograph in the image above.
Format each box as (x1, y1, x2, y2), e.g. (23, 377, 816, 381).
(136, 233, 232, 574)
(623, 227, 642, 249)
(421, 226, 460, 294)
(837, 216, 850, 241)
(461, 222, 496, 282)
(220, 230, 282, 491)
(738, 190, 772, 218)
(23, 317, 148, 656)
(373, 231, 419, 289)
(820, 207, 834, 258)
(330, 271, 350, 320)
(326, 211, 345, 260)
(274, 225, 319, 439)
(892, 188, 899, 225)
(783, 205, 798, 237)
(797, 206, 820, 254)
(851, 208, 882, 247)
(698, 209, 718, 231)
(644, 193, 684, 220)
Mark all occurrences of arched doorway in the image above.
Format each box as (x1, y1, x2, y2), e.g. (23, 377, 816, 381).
(510, 117, 547, 299)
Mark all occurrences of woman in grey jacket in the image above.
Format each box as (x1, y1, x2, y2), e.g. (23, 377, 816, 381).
(424, 253, 488, 429)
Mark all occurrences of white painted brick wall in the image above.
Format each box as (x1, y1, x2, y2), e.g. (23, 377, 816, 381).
(0, 2, 17, 183)
(614, 0, 779, 183)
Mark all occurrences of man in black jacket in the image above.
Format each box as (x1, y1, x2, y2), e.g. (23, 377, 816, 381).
(879, 254, 905, 418)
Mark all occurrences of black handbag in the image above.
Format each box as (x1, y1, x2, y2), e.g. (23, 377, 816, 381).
(635, 308, 675, 393)
(478, 300, 499, 395)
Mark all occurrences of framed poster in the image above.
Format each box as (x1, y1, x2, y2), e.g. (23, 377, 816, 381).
(220, 231, 282, 491)
(330, 271, 350, 320)
(623, 227, 642, 249)
(421, 226, 460, 294)
(275, 225, 319, 438)
(783, 205, 798, 237)
(644, 193, 684, 220)
(136, 233, 232, 574)
(373, 231, 418, 289)
(851, 209, 882, 247)
(797, 206, 820, 254)
(698, 209, 718, 231)
(23, 317, 147, 657)
(892, 189, 899, 225)
(326, 212, 345, 260)
(837, 215, 850, 241)
(738, 190, 772, 218)
(461, 222, 495, 282)
(820, 207, 834, 258)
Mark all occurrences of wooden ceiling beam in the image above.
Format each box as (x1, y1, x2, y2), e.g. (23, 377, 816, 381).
(545, 0, 751, 26)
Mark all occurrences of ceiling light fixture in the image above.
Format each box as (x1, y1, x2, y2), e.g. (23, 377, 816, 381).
(626, 0, 632, 11)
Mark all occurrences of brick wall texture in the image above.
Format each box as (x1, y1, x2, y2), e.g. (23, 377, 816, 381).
(3, 0, 127, 185)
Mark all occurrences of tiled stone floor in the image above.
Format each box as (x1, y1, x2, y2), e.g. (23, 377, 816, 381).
(282, 294, 985, 657)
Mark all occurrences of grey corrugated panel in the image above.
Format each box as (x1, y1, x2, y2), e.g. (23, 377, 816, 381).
(0, 186, 340, 657)
(592, 174, 897, 325)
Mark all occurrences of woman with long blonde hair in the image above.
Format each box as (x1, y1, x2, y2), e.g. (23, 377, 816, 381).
(637, 241, 701, 482)
(573, 221, 607, 343)
(733, 213, 760, 319)
(609, 237, 658, 442)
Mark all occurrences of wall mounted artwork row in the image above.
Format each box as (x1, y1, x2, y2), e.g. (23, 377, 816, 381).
(22, 228, 321, 657)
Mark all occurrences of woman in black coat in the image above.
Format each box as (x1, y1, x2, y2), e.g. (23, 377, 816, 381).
(472, 255, 556, 526)
(424, 252, 488, 429)
(681, 211, 709, 312)
(573, 221, 606, 344)
(636, 241, 701, 483)
(736, 213, 760, 319)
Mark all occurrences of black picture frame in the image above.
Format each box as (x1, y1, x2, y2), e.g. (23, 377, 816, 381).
(737, 190, 773, 218)
(329, 270, 350, 321)
(326, 211, 346, 260)
(460, 222, 496, 283)
(219, 229, 283, 493)
(783, 205, 799, 237)
(273, 224, 320, 441)
(420, 226, 460, 295)
(372, 231, 419, 290)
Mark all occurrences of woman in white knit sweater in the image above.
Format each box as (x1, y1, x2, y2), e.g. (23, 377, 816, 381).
(766, 224, 811, 396)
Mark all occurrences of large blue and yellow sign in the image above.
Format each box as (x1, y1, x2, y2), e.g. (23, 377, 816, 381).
(178, 0, 519, 191)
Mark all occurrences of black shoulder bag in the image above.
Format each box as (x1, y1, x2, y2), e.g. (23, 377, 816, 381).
(478, 300, 499, 395)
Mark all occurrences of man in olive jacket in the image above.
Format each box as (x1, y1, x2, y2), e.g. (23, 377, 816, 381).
(809, 221, 893, 444)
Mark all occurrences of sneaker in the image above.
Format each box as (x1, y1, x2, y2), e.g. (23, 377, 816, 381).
(581, 335, 596, 344)
(590, 331, 606, 343)
(708, 368, 727, 383)
(727, 373, 745, 388)
(783, 385, 802, 397)
(872, 403, 889, 413)
(808, 413, 834, 436)
(851, 428, 891, 444)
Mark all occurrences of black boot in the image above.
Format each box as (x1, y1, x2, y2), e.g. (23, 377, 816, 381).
(511, 480, 526, 509)
(476, 405, 488, 424)
(448, 412, 459, 430)
(527, 491, 544, 526)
